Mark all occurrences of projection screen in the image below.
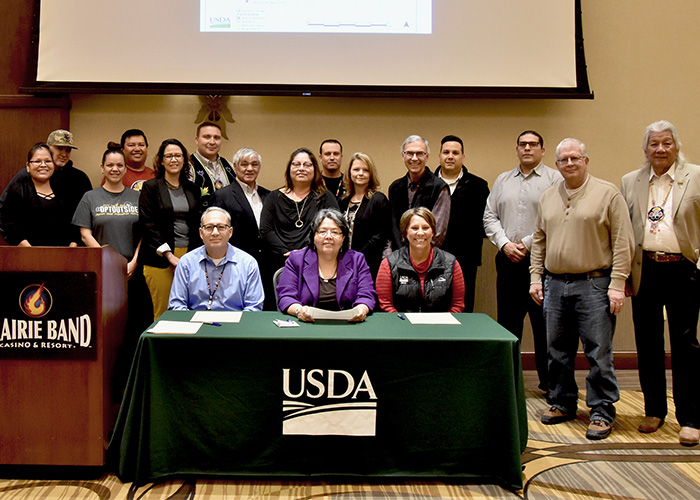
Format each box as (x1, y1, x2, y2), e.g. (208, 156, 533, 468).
(31, 0, 590, 98)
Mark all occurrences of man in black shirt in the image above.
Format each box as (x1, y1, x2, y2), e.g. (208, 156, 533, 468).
(319, 139, 345, 201)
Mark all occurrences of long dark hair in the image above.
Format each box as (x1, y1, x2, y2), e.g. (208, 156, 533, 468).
(154, 138, 190, 183)
(283, 147, 326, 195)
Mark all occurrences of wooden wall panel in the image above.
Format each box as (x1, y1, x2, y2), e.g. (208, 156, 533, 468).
(0, 0, 71, 244)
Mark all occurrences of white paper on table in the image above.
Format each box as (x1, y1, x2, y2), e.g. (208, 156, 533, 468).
(148, 320, 202, 335)
(274, 319, 300, 328)
(190, 311, 242, 323)
(308, 306, 360, 321)
(404, 313, 461, 325)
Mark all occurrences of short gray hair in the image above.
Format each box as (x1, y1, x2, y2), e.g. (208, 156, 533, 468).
(555, 138, 587, 161)
(401, 135, 430, 155)
(232, 148, 262, 166)
(309, 208, 350, 256)
(201, 206, 231, 225)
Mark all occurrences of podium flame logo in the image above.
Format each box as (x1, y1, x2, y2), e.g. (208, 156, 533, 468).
(20, 283, 52, 318)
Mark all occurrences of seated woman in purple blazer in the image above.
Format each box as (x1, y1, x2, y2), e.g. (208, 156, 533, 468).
(277, 209, 376, 322)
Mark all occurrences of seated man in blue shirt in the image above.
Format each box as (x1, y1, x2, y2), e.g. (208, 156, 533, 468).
(168, 207, 265, 311)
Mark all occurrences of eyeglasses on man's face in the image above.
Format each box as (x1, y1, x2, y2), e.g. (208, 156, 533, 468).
(201, 224, 231, 233)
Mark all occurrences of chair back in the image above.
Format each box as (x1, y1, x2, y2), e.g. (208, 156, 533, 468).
(272, 267, 284, 311)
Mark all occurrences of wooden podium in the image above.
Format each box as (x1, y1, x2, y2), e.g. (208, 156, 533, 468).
(0, 246, 127, 465)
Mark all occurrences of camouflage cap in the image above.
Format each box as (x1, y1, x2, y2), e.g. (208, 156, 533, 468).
(47, 129, 78, 149)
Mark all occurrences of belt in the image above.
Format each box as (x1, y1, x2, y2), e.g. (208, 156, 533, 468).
(548, 269, 610, 281)
(644, 251, 684, 263)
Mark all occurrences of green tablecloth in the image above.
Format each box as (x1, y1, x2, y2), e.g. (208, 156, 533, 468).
(110, 312, 527, 489)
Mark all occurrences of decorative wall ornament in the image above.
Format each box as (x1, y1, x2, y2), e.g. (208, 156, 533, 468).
(195, 95, 235, 139)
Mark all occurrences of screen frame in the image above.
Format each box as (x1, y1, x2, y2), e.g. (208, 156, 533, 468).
(21, 0, 592, 99)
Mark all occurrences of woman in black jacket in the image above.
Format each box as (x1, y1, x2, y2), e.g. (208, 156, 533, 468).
(139, 138, 201, 319)
(338, 152, 391, 279)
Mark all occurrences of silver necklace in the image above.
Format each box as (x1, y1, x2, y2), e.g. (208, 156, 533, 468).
(319, 267, 337, 283)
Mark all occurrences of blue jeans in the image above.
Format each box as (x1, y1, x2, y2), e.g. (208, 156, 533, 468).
(543, 273, 619, 424)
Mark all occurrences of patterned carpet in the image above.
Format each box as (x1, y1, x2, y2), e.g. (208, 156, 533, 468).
(2, 388, 700, 499)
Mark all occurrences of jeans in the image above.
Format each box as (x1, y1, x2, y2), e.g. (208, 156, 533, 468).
(543, 273, 619, 424)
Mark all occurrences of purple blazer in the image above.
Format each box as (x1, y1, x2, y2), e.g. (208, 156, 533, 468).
(277, 247, 377, 313)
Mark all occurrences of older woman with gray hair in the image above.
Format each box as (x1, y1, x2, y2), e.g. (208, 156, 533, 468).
(276, 208, 376, 322)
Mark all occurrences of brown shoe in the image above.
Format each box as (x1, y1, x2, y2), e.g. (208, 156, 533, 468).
(638, 416, 664, 433)
(680, 426, 700, 446)
(586, 419, 612, 440)
(541, 406, 575, 425)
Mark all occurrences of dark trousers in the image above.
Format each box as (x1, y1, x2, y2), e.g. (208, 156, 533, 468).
(462, 263, 478, 313)
(495, 251, 548, 389)
(114, 265, 153, 400)
(632, 256, 700, 428)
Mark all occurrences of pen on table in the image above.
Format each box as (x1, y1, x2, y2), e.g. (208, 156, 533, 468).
(397, 314, 406, 320)
(201, 321, 222, 326)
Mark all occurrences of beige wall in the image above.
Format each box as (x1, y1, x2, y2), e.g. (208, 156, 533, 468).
(68, 0, 700, 351)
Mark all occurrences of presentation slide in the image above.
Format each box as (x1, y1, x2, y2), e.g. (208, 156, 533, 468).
(201, 0, 432, 34)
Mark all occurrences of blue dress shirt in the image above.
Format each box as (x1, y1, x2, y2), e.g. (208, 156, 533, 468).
(168, 243, 264, 311)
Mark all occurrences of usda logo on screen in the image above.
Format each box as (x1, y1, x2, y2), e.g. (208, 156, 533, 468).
(209, 17, 231, 29)
(282, 368, 377, 436)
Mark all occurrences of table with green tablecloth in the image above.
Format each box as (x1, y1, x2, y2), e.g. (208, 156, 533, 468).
(110, 311, 527, 489)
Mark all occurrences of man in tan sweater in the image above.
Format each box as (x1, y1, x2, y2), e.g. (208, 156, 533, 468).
(529, 138, 634, 440)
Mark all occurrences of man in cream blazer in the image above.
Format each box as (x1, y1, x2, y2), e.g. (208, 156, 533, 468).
(621, 120, 700, 446)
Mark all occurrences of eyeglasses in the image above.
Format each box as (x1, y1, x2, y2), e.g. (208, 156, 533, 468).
(164, 153, 184, 160)
(402, 151, 427, 159)
(316, 229, 343, 237)
(291, 161, 313, 169)
(518, 141, 541, 148)
(201, 224, 231, 233)
(556, 156, 586, 165)
(28, 160, 54, 166)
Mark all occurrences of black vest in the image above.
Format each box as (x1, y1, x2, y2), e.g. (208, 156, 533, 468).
(386, 247, 456, 312)
(188, 154, 236, 206)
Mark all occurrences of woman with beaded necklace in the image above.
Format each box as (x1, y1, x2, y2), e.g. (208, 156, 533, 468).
(260, 147, 339, 276)
(338, 152, 391, 279)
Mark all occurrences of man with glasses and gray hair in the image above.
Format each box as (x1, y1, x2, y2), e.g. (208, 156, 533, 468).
(388, 134, 450, 250)
(168, 206, 264, 311)
(529, 138, 634, 440)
